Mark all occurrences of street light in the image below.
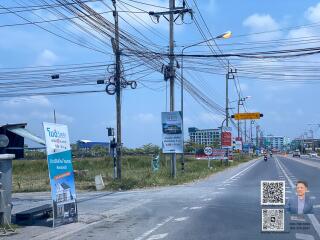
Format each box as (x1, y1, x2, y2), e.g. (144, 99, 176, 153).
(180, 31, 232, 172)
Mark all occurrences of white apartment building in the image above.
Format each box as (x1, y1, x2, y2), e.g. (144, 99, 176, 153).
(188, 127, 221, 146)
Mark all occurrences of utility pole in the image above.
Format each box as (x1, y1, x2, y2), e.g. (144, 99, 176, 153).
(256, 125, 260, 149)
(53, 109, 57, 124)
(169, 0, 176, 178)
(226, 62, 230, 127)
(225, 62, 236, 165)
(250, 120, 255, 144)
(226, 62, 237, 127)
(113, 0, 122, 179)
(237, 99, 240, 137)
(150, 0, 192, 178)
(245, 120, 247, 143)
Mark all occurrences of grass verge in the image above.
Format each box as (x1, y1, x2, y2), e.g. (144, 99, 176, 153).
(12, 154, 255, 192)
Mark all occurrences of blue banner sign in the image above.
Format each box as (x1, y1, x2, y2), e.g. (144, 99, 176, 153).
(43, 122, 78, 227)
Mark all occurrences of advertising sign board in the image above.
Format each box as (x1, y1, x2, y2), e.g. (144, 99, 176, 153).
(161, 111, 183, 153)
(43, 122, 78, 227)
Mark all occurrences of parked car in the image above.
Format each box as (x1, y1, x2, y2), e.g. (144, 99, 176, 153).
(293, 150, 301, 157)
(309, 152, 318, 158)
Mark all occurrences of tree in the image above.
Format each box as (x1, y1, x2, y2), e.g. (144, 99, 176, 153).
(141, 143, 160, 154)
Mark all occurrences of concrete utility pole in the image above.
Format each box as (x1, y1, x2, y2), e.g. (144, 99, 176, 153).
(237, 99, 240, 137)
(245, 120, 247, 142)
(256, 125, 260, 149)
(226, 62, 230, 127)
(113, 0, 122, 179)
(169, 0, 176, 178)
(250, 120, 255, 144)
(150, 0, 192, 178)
(225, 62, 237, 127)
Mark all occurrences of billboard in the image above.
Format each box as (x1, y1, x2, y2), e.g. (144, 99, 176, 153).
(221, 127, 232, 149)
(161, 111, 183, 153)
(43, 122, 78, 227)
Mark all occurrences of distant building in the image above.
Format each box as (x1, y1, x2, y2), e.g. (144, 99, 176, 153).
(188, 127, 221, 146)
(291, 138, 320, 152)
(77, 140, 109, 149)
(258, 135, 291, 150)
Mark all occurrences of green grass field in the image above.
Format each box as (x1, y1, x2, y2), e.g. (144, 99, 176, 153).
(12, 154, 254, 192)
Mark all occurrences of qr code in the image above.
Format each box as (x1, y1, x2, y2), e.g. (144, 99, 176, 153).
(262, 209, 284, 232)
(261, 181, 285, 205)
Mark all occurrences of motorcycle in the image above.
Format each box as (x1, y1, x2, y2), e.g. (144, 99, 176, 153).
(264, 155, 268, 161)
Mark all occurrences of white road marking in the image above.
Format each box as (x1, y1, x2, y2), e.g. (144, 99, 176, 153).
(226, 160, 259, 181)
(314, 205, 320, 209)
(190, 206, 203, 210)
(218, 188, 225, 190)
(146, 233, 168, 240)
(182, 207, 189, 210)
(174, 217, 189, 222)
(296, 233, 315, 240)
(203, 198, 212, 202)
(275, 157, 320, 239)
(134, 217, 174, 240)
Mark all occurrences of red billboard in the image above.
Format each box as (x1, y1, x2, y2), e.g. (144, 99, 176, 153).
(222, 131, 232, 148)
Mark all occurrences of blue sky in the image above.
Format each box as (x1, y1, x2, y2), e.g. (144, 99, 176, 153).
(1, 0, 320, 147)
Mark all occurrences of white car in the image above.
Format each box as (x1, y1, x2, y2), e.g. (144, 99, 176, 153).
(309, 152, 318, 158)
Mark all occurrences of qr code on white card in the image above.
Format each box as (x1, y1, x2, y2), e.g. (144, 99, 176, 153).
(262, 209, 284, 232)
(261, 181, 285, 205)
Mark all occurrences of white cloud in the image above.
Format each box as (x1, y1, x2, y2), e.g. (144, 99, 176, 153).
(296, 108, 304, 116)
(133, 113, 156, 123)
(239, 83, 249, 92)
(36, 49, 58, 66)
(199, 112, 223, 124)
(30, 111, 74, 123)
(243, 14, 281, 41)
(2, 96, 51, 108)
(0, 113, 23, 124)
(287, 27, 315, 40)
(201, 0, 216, 14)
(305, 2, 320, 23)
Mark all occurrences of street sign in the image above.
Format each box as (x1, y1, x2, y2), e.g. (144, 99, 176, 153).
(235, 140, 242, 151)
(204, 146, 213, 156)
(232, 112, 263, 120)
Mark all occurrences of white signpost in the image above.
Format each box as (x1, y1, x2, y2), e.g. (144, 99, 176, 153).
(204, 146, 213, 168)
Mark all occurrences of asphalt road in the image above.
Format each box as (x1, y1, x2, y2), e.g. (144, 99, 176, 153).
(7, 155, 320, 240)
